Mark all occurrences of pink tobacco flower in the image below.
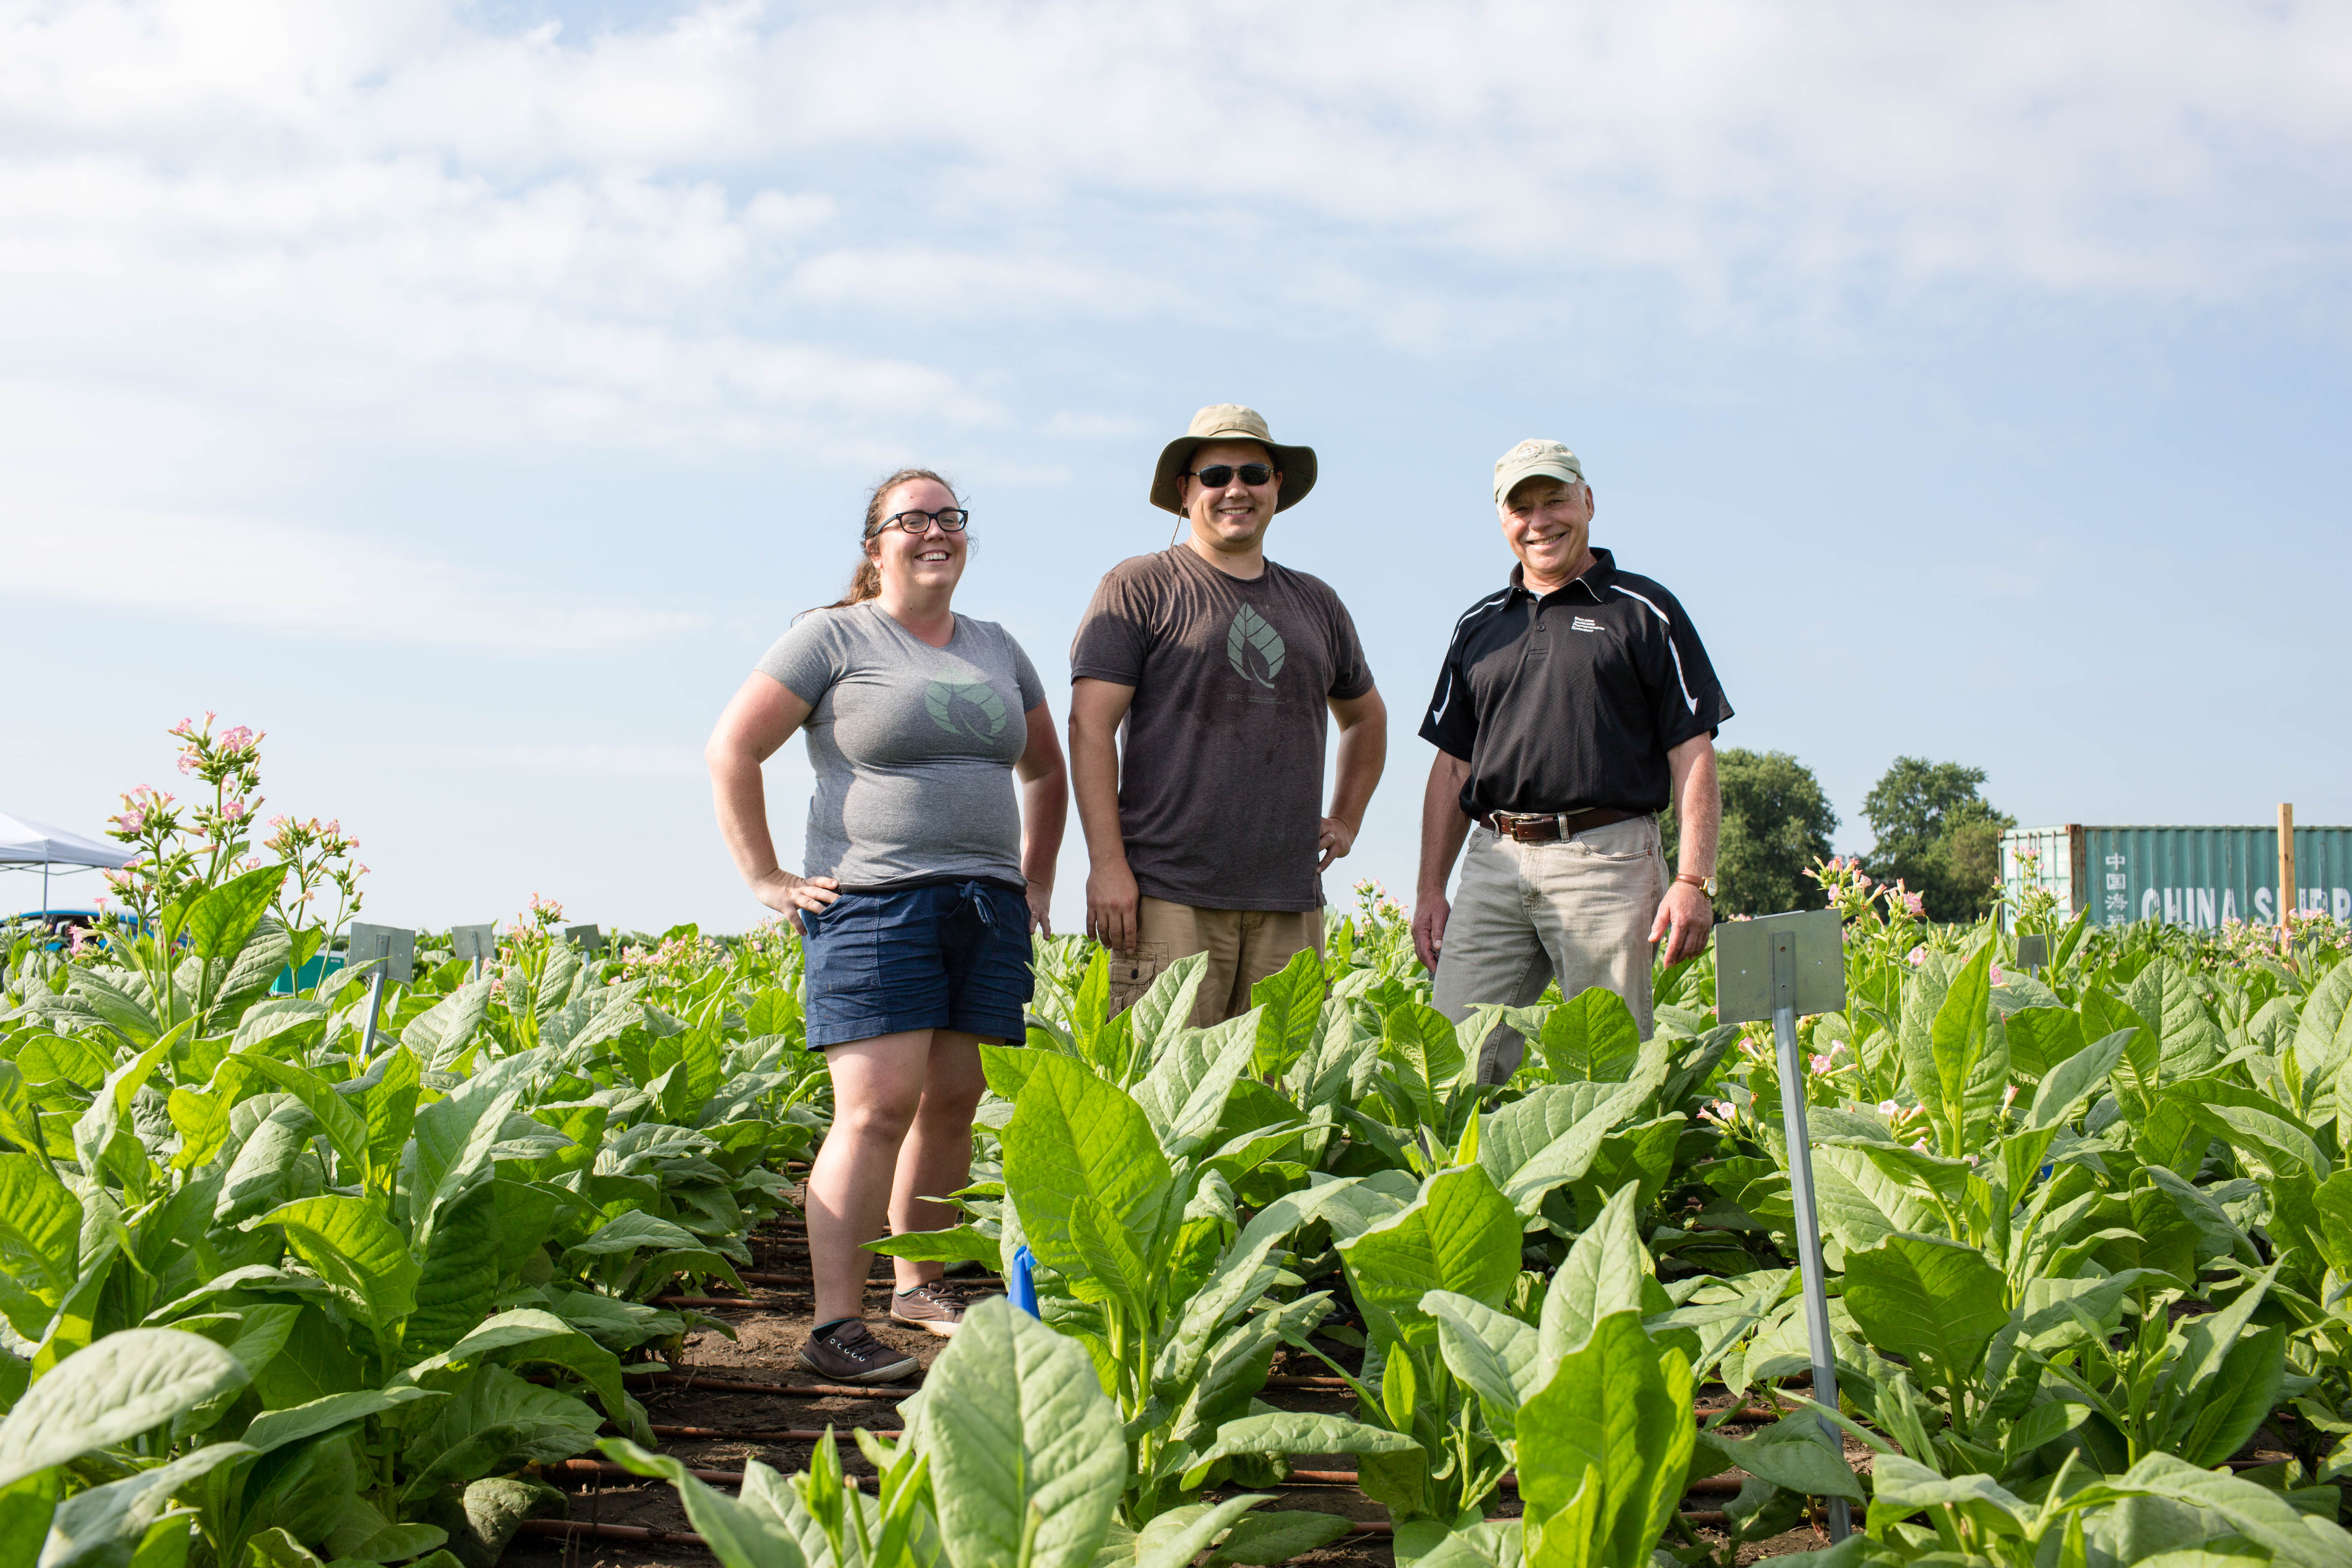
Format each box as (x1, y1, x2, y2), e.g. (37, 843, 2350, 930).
(1904, 892, 1926, 917)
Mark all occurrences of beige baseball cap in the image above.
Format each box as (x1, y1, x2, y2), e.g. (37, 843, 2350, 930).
(1493, 438, 1586, 505)
(1149, 404, 1318, 515)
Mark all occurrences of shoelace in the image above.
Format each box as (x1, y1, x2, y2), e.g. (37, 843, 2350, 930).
(825, 1325, 890, 1363)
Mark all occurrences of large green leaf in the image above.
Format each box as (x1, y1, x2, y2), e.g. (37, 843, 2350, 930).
(1927, 946, 1993, 1152)
(1249, 949, 1326, 1080)
(2070, 1452, 2352, 1568)
(996, 1050, 1174, 1290)
(1517, 1310, 1694, 1568)
(915, 1297, 1124, 1568)
(408, 1365, 601, 1488)
(2128, 960, 2228, 1083)
(1841, 1233, 2008, 1390)
(243, 1387, 441, 1454)
(185, 864, 288, 963)
(39, 1440, 253, 1568)
(1539, 988, 1643, 1082)
(1381, 1002, 1468, 1127)
(248, 1196, 420, 1335)
(1341, 1165, 1521, 1350)
(214, 1054, 372, 1178)
(597, 1439, 808, 1568)
(411, 1087, 523, 1253)
(401, 978, 494, 1071)
(0, 1328, 249, 1488)
(1178, 1410, 1419, 1483)
(1478, 1079, 1658, 1216)
(1424, 1289, 1544, 1437)
(1128, 953, 1210, 1078)
(1132, 1011, 1260, 1157)
(2299, 961, 2352, 1100)
(0, 1154, 80, 1339)
(1539, 1181, 1649, 1363)
(398, 1309, 639, 1439)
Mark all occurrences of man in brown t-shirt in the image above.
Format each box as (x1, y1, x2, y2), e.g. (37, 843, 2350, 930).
(1069, 403, 1388, 1026)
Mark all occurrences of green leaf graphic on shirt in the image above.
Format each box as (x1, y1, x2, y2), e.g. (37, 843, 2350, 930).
(1226, 605, 1286, 688)
(925, 679, 1009, 739)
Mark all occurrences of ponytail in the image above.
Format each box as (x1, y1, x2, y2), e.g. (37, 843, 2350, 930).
(803, 466, 958, 617)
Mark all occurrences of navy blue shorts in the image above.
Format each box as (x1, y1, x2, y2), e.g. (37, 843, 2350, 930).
(800, 879, 1034, 1049)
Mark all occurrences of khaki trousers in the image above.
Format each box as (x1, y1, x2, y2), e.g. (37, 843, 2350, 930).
(1106, 897, 1325, 1029)
(1430, 815, 1667, 1083)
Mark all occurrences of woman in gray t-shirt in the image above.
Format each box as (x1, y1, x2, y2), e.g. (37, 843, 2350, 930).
(707, 468, 1068, 1383)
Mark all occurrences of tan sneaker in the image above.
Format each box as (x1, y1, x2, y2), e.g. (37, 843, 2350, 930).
(888, 1284, 967, 1338)
(797, 1319, 918, 1383)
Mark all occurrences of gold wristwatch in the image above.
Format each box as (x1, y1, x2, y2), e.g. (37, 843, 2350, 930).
(1677, 873, 1718, 899)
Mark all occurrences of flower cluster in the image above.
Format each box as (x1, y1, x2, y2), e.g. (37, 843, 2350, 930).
(262, 813, 368, 938)
(618, 930, 728, 984)
(95, 715, 367, 942)
(510, 892, 566, 938)
(2218, 909, 2352, 965)
(1809, 855, 1926, 921)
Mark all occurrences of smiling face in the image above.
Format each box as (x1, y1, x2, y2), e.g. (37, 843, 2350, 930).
(1178, 439, 1281, 557)
(1499, 476, 1595, 592)
(866, 475, 967, 597)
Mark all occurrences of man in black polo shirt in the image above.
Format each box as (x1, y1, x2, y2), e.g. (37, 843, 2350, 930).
(1414, 439, 1730, 1081)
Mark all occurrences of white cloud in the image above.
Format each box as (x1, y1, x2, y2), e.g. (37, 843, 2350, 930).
(0, 501, 707, 648)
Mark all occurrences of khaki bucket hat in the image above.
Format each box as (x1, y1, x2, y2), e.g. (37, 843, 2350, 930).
(1149, 404, 1319, 515)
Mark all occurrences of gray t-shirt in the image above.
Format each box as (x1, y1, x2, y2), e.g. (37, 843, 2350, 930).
(757, 604, 1046, 890)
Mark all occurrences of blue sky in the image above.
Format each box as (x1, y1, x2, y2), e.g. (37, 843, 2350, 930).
(4, 0, 2347, 936)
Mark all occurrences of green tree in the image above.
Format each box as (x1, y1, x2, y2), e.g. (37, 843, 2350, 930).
(1861, 756, 2016, 922)
(1660, 748, 1838, 917)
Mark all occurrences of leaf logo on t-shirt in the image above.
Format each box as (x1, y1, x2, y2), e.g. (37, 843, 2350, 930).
(924, 679, 1008, 739)
(1225, 605, 1286, 688)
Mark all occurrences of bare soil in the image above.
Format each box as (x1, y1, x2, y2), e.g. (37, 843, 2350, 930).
(509, 1221, 1848, 1568)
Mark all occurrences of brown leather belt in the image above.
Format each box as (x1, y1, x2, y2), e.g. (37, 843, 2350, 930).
(1474, 806, 1642, 843)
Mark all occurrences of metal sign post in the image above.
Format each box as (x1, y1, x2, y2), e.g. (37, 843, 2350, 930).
(343, 922, 416, 1063)
(450, 922, 498, 982)
(565, 923, 603, 956)
(1716, 908, 1852, 1540)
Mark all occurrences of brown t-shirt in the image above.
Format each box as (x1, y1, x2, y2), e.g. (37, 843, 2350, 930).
(1069, 547, 1374, 912)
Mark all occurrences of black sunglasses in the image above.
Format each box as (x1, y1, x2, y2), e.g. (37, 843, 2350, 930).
(1185, 464, 1274, 489)
(869, 508, 971, 536)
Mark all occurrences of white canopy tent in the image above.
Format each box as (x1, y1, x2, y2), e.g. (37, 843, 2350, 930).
(1, 811, 134, 918)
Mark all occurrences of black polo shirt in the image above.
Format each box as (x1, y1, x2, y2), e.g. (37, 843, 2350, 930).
(1418, 548, 1732, 818)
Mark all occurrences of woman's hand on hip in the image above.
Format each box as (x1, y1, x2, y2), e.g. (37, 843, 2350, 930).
(753, 869, 839, 933)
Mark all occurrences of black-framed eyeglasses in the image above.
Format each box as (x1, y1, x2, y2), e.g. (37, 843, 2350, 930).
(1185, 464, 1274, 489)
(869, 508, 971, 536)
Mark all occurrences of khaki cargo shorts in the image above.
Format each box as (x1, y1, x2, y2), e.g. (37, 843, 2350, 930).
(1107, 897, 1325, 1030)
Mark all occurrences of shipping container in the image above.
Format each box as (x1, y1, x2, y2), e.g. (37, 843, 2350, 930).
(2000, 824, 2352, 930)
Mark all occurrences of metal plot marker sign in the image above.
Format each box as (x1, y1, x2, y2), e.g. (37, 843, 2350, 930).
(565, 924, 603, 954)
(343, 922, 415, 1061)
(1715, 908, 1855, 1541)
(450, 922, 498, 981)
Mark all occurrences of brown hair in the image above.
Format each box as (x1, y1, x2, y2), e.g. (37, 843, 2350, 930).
(808, 467, 960, 615)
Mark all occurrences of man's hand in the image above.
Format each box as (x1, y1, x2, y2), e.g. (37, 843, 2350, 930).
(1025, 880, 1053, 937)
(1412, 889, 1450, 973)
(1649, 880, 1713, 965)
(1317, 816, 1358, 871)
(1087, 859, 1140, 954)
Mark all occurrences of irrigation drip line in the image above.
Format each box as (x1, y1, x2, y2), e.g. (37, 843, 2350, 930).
(623, 1369, 919, 1400)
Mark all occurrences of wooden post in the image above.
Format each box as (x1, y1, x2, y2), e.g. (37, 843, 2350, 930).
(2280, 802, 2297, 931)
